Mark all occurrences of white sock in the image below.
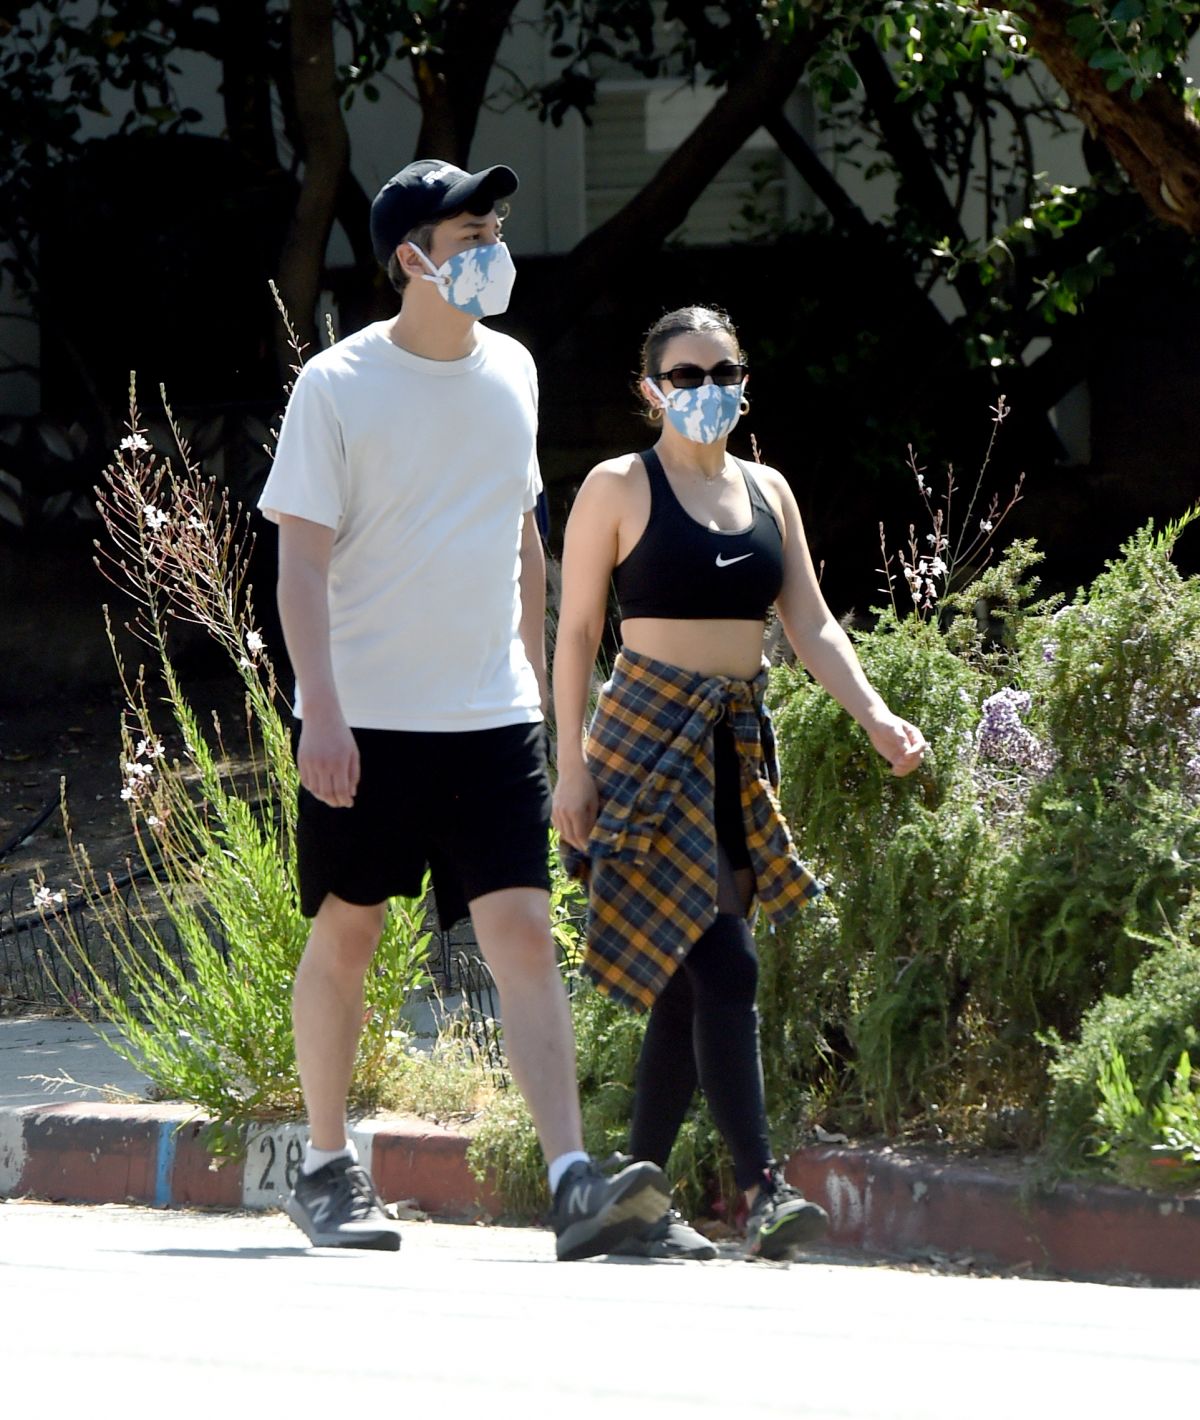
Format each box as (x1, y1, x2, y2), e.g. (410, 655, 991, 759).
(548, 1150, 591, 1195)
(302, 1137, 359, 1176)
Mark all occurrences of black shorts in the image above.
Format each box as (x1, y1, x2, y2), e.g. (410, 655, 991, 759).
(293, 720, 552, 928)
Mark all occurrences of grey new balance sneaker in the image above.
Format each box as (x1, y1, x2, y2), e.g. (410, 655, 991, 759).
(284, 1156, 402, 1251)
(745, 1168, 828, 1260)
(550, 1158, 672, 1261)
(611, 1208, 717, 1260)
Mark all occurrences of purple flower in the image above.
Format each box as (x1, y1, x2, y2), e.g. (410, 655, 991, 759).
(976, 688, 1056, 776)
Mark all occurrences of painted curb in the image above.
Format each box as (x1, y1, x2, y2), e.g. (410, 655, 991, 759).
(786, 1145, 1200, 1287)
(3, 1103, 1197, 1284)
(0, 1104, 501, 1220)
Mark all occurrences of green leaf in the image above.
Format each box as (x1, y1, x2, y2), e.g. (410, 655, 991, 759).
(1108, 0, 1143, 23)
(1088, 48, 1128, 71)
(1066, 14, 1102, 41)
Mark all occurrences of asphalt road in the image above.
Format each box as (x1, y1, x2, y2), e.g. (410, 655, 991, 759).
(1, 1201, 1194, 1417)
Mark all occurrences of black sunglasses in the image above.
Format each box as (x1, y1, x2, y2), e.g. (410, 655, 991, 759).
(653, 361, 748, 389)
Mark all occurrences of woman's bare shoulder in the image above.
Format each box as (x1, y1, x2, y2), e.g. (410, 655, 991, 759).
(744, 458, 788, 491)
(577, 451, 649, 503)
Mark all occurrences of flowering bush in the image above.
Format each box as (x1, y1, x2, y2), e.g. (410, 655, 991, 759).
(765, 486, 1200, 1177)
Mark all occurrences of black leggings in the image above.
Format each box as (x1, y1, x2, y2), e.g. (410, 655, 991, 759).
(629, 912, 772, 1191)
(628, 719, 773, 1192)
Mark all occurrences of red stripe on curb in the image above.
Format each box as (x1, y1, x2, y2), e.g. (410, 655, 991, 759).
(171, 1120, 245, 1208)
(787, 1146, 1200, 1286)
(371, 1119, 502, 1218)
(16, 1103, 173, 1205)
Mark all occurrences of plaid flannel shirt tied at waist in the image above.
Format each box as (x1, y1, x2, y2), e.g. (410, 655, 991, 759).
(568, 648, 820, 1012)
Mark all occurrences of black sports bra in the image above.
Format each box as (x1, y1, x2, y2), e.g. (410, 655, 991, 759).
(612, 447, 784, 621)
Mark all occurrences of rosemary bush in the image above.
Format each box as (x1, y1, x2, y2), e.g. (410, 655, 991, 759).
(763, 494, 1200, 1167)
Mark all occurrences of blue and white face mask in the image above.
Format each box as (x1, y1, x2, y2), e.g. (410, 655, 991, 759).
(646, 378, 744, 444)
(412, 240, 516, 318)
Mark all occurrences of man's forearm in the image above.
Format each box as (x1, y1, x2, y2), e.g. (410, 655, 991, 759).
(277, 560, 343, 720)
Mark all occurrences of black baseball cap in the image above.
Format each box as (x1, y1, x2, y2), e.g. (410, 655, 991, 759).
(369, 160, 519, 265)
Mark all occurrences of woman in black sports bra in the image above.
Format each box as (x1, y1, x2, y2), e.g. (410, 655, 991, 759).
(552, 306, 926, 1261)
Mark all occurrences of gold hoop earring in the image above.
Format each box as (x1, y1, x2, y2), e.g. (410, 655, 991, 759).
(738, 395, 750, 416)
(647, 404, 663, 422)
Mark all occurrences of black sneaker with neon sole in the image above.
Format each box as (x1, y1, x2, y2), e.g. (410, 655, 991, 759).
(550, 1158, 672, 1261)
(611, 1209, 717, 1260)
(745, 1169, 828, 1260)
(284, 1156, 403, 1251)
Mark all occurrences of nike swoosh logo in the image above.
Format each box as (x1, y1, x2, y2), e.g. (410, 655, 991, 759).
(715, 553, 753, 568)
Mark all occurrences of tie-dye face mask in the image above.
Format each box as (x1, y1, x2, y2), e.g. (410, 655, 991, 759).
(412, 240, 516, 318)
(646, 379, 744, 445)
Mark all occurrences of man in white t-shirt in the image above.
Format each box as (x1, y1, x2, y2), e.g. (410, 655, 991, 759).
(258, 159, 670, 1258)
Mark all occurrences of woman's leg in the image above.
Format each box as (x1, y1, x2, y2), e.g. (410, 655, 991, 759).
(629, 955, 699, 1168)
(684, 909, 774, 1191)
(628, 717, 758, 1174)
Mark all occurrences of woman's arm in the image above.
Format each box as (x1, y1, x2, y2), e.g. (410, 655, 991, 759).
(767, 470, 926, 777)
(551, 468, 624, 847)
(276, 513, 361, 806)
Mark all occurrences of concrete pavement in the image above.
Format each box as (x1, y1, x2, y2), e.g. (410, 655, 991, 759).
(2, 1202, 1196, 1416)
(1, 1015, 1199, 1286)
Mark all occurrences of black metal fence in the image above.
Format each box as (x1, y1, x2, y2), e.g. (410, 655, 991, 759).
(2, 847, 585, 1096)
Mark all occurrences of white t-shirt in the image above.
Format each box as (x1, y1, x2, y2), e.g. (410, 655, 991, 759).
(258, 320, 543, 731)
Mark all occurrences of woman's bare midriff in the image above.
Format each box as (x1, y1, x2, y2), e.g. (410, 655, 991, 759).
(620, 617, 768, 680)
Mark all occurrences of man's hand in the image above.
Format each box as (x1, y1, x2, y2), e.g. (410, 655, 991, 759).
(297, 714, 360, 807)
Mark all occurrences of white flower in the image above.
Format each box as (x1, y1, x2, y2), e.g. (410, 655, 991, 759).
(188, 516, 205, 531)
(135, 737, 164, 760)
(245, 630, 265, 655)
(147, 815, 162, 828)
(33, 885, 64, 909)
(980, 519, 993, 533)
(120, 785, 135, 801)
(143, 504, 169, 531)
(120, 433, 150, 453)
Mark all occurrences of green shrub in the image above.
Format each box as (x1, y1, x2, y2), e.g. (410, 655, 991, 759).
(1046, 895, 1200, 1182)
(760, 512, 1200, 1159)
(770, 609, 1012, 1131)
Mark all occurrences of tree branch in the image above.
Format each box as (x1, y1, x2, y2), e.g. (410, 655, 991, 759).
(411, 0, 523, 164)
(977, 0, 1200, 233)
(274, 0, 349, 357)
(529, 30, 823, 353)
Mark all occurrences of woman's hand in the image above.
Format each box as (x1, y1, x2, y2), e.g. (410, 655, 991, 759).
(864, 711, 927, 778)
(552, 765, 600, 850)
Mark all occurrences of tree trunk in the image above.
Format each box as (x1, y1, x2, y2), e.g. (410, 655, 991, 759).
(274, 0, 349, 361)
(216, 0, 279, 174)
(1004, 0, 1200, 234)
(411, 0, 523, 164)
(526, 31, 825, 354)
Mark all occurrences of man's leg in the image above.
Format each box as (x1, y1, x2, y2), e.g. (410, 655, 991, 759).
(285, 893, 402, 1250)
(469, 885, 671, 1259)
(469, 886, 582, 1158)
(293, 894, 387, 1151)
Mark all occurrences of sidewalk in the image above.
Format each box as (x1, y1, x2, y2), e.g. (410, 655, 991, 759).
(2, 1016, 1198, 1285)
